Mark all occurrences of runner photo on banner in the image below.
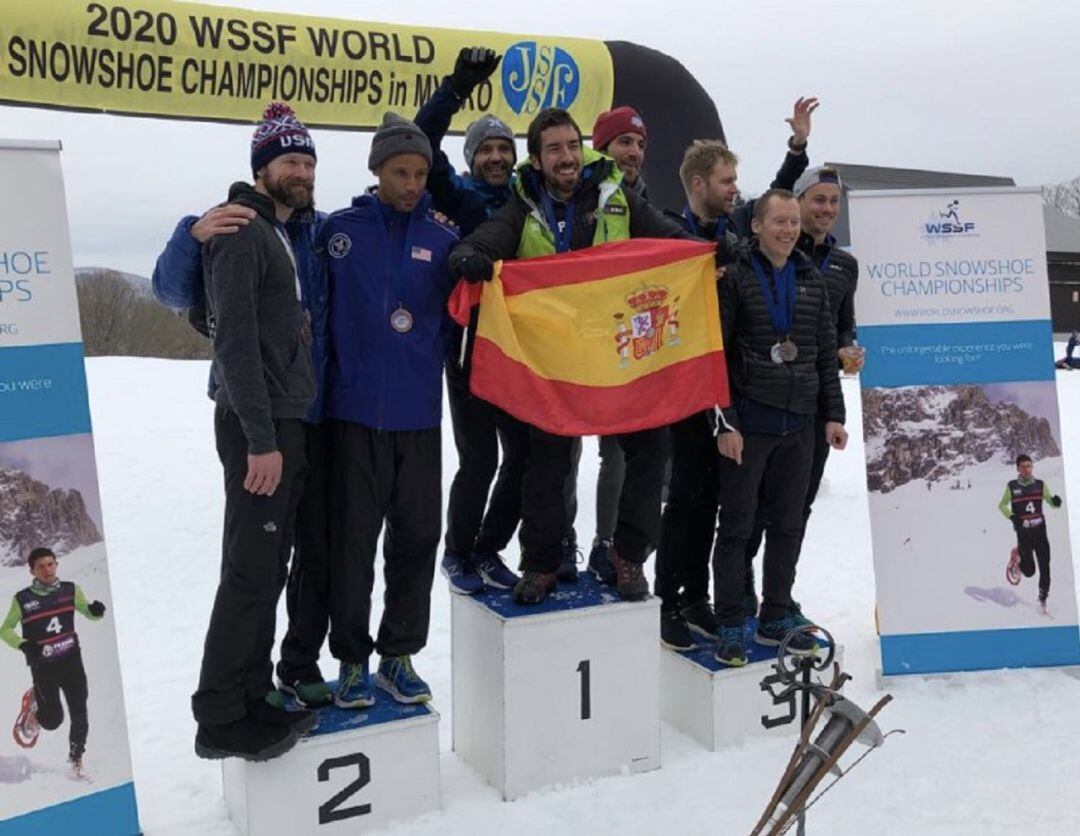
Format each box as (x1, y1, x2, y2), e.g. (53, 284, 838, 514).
(0, 141, 139, 836)
(850, 186, 1080, 676)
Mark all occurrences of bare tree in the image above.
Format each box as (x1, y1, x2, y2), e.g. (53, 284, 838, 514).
(1043, 177, 1080, 220)
(76, 269, 210, 359)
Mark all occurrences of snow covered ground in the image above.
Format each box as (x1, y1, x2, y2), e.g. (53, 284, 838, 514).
(74, 357, 1080, 835)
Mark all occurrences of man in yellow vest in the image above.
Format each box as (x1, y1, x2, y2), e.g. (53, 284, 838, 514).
(449, 107, 691, 605)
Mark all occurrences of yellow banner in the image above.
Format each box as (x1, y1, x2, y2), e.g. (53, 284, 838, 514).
(0, 0, 614, 133)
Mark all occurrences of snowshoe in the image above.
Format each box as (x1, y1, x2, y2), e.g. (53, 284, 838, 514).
(12, 688, 39, 749)
(1005, 548, 1022, 586)
(69, 756, 91, 782)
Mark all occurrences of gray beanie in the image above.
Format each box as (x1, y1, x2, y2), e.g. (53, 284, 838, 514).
(368, 112, 433, 171)
(463, 115, 516, 170)
(793, 166, 843, 198)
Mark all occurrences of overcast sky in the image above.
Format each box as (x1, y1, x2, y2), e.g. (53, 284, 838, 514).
(3, 0, 1078, 277)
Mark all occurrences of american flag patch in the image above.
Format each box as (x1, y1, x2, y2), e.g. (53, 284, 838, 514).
(411, 246, 432, 262)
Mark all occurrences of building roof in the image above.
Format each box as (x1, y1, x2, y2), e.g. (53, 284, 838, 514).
(1043, 205, 1080, 254)
(824, 163, 1016, 246)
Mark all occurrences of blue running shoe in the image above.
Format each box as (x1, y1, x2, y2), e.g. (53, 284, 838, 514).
(787, 602, 815, 630)
(335, 662, 375, 709)
(755, 616, 819, 655)
(441, 552, 484, 595)
(376, 656, 432, 704)
(587, 538, 616, 585)
(715, 624, 748, 667)
(472, 552, 520, 590)
(556, 536, 583, 583)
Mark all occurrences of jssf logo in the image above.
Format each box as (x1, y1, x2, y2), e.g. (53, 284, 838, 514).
(501, 41, 580, 115)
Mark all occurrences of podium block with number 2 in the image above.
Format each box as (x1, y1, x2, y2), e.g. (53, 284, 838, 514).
(222, 690, 440, 834)
(452, 575, 662, 800)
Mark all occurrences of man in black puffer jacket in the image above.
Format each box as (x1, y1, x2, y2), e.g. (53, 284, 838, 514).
(712, 189, 847, 667)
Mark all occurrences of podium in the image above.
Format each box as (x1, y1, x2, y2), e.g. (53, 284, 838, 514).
(661, 622, 844, 751)
(452, 574, 661, 799)
(223, 687, 440, 834)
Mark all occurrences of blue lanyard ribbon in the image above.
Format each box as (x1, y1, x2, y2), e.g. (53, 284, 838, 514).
(751, 252, 796, 336)
(372, 202, 414, 310)
(540, 192, 575, 253)
(682, 205, 727, 239)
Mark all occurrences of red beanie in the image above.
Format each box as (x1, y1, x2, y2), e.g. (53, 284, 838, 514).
(592, 106, 647, 152)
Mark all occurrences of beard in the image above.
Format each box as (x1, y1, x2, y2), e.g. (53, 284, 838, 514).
(266, 175, 314, 210)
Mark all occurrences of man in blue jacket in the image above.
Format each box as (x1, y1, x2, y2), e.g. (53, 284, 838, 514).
(413, 47, 527, 597)
(322, 113, 459, 707)
(151, 118, 333, 710)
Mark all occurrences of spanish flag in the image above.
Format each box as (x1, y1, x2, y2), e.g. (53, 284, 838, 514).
(449, 239, 729, 436)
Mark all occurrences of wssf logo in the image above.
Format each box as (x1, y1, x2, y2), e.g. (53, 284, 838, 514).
(501, 42, 580, 115)
(922, 199, 978, 241)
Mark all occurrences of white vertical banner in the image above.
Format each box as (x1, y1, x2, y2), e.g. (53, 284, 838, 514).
(0, 141, 140, 835)
(850, 186, 1080, 676)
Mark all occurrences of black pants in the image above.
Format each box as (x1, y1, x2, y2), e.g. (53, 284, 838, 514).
(520, 427, 667, 572)
(565, 437, 583, 542)
(193, 408, 307, 726)
(610, 427, 670, 564)
(32, 651, 89, 759)
(520, 428, 578, 572)
(445, 368, 530, 558)
(278, 422, 332, 683)
(327, 422, 441, 663)
(745, 416, 830, 566)
(714, 426, 814, 625)
(655, 412, 718, 611)
(1017, 525, 1051, 600)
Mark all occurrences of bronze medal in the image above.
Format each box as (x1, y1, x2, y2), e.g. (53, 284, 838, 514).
(779, 339, 798, 362)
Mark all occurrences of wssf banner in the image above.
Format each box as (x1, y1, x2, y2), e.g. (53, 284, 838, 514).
(850, 186, 1080, 676)
(0, 142, 139, 835)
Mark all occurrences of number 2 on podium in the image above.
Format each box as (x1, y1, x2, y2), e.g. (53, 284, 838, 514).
(576, 659, 591, 720)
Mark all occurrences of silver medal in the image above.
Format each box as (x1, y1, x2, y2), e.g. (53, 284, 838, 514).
(771, 343, 785, 364)
(390, 307, 414, 333)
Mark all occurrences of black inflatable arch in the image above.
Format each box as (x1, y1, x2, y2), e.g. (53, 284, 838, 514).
(603, 41, 724, 210)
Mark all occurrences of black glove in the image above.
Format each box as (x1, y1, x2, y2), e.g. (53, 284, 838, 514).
(1010, 514, 1023, 533)
(450, 251, 494, 283)
(1052, 495, 1063, 508)
(449, 47, 501, 98)
(19, 641, 42, 665)
(88, 600, 106, 617)
(715, 236, 737, 269)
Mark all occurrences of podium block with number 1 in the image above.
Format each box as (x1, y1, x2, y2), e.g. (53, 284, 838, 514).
(452, 575, 661, 799)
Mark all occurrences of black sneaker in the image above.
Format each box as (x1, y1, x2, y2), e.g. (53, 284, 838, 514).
(660, 609, 695, 651)
(555, 537, 582, 582)
(513, 570, 557, 604)
(680, 601, 720, 640)
(248, 695, 317, 734)
(609, 549, 649, 601)
(195, 717, 298, 762)
(587, 538, 616, 585)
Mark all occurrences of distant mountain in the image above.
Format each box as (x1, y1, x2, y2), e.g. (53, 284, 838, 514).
(75, 267, 153, 298)
(862, 385, 1060, 493)
(0, 467, 102, 567)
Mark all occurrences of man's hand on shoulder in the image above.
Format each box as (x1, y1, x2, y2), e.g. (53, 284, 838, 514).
(245, 451, 283, 496)
(192, 204, 256, 243)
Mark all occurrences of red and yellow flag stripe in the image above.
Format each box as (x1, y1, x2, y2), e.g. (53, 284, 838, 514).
(449, 239, 729, 436)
